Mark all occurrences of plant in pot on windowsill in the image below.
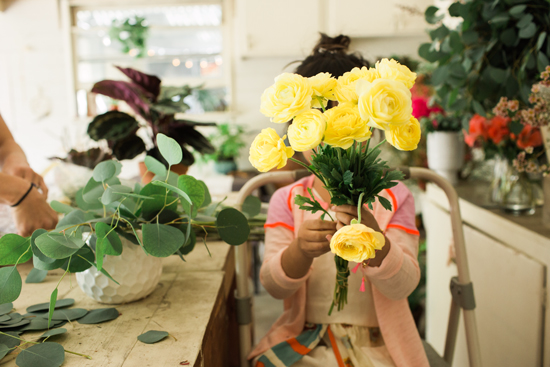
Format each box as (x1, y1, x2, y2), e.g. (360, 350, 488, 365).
(0, 134, 252, 308)
(205, 123, 246, 174)
(88, 66, 216, 182)
(421, 112, 465, 185)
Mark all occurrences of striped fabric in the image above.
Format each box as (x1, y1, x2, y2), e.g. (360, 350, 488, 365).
(256, 324, 339, 367)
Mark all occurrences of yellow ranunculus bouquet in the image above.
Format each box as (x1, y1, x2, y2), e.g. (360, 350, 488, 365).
(250, 59, 420, 314)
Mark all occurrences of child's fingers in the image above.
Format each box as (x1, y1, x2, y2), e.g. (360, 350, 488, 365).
(306, 219, 337, 230)
(335, 211, 355, 225)
(331, 205, 355, 214)
(326, 234, 333, 242)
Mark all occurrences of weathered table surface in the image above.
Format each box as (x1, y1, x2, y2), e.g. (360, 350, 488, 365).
(0, 241, 234, 367)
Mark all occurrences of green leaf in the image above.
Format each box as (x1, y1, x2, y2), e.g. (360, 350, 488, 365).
(47, 289, 57, 328)
(92, 160, 116, 182)
(144, 155, 168, 179)
(62, 245, 94, 273)
(27, 298, 74, 313)
(49, 201, 75, 214)
(18, 317, 50, 331)
(15, 342, 65, 367)
(199, 181, 211, 208)
(76, 256, 119, 285)
(0, 344, 9, 360)
(0, 303, 13, 315)
(516, 13, 533, 28)
(47, 308, 87, 321)
(39, 328, 67, 339)
(95, 222, 123, 256)
(418, 43, 441, 63)
(82, 177, 120, 204)
(431, 65, 450, 86)
(472, 100, 486, 116)
(242, 196, 261, 218)
(216, 208, 250, 246)
(518, 23, 536, 39)
(32, 255, 65, 271)
(75, 188, 102, 211)
(179, 226, 196, 255)
(343, 171, 353, 185)
(378, 196, 393, 211)
(157, 133, 182, 166)
(142, 224, 184, 257)
(25, 268, 48, 284)
(35, 233, 83, 259)
(429, 25, 449, 40)
(101, 184, 132, 205)
(462, 30, 479, 45)
(0, 267, 21, 303)
(500, 27, 518, 46)
(151, 180, 192, 205)
(538, 52, 550, 72)
(138, 330, 169, 344)
(537, 32, 547, 51)
(0, 234, 31, 266)
(177, 175, 204, 218)
(489, 67, 508, 82)
(449, 31, 464, 53)
(425, 5, 443, 24)
(77, 308, 119, 324)
(510, 120, 524, 135)
(509, 4, 526, 17)
(56, 210, 87, 229)
(0, 331, 20, 350)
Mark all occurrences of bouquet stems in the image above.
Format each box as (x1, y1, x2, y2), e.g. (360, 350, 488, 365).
(329, 255, 350, 315)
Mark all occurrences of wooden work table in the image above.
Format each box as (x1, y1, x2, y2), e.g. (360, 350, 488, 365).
(0, 242, 239, 367)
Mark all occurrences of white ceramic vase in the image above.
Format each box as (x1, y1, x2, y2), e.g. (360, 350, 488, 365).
(76, 235, 162, 304)
(427, 131, 465, 185)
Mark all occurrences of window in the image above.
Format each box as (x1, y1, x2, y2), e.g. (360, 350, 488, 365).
(65, 2, 230, 118)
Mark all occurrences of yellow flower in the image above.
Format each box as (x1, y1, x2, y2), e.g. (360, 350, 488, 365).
(260, 73, 313, 123)
(309, 72, 338, 108)
(323, 103, 371, 149)
(375, 58, 416, 89)
(334, 67, 380, 103)
(330, 223, 385, 262)
(288, 110, 327, 151)
(249, 128, 295, 172)
(356, 78, 412, 130)
(385, 116, 421, 151)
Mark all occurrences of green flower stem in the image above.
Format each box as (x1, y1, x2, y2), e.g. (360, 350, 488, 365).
(316, 96, 327, 112)
(357, 192, 365, 224)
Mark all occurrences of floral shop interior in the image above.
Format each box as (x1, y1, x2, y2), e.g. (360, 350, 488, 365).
(0, 0, 549, 366)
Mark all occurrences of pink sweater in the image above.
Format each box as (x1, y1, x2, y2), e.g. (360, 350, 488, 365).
(249, 175, 429, 367)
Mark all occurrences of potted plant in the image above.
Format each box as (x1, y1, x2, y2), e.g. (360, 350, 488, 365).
(419, 0, 550, 120)
(0, 134, 255, 307)
(422, 112, 465, 185)
(88, 66, 216, 182)
(205, 123, 246, 174)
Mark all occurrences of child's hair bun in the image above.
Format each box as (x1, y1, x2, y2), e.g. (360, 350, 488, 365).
(313, 33, 351, 54)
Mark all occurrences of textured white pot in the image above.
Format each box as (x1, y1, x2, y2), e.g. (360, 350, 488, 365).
(76, 235, 162, 304)
(427, 131, 465, 185)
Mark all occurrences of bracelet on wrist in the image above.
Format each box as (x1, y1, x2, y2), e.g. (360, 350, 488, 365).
(11, 183, 36, 207)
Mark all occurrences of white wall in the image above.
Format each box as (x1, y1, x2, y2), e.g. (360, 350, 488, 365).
(0, 0, 77, 172)
(0, 0, 429, 172)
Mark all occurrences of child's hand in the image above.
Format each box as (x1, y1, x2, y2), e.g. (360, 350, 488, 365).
(332, 205, 381, 232)
(296, 219, 337, 258)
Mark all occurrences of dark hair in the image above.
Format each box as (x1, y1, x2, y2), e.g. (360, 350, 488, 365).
(292, 33, 369, 78)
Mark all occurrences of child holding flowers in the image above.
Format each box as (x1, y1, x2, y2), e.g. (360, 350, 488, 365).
(249, 34, 428, 367)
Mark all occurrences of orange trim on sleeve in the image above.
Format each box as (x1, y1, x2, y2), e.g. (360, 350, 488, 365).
(326, 325, 345, 367)
(264, 222, 295, 232)
(287, 183, 305, 210)
(384, 188, 398, 212)
(256, 362, 265, 367)
(286, 338, 311, 355)
(386, 223, 420, 236)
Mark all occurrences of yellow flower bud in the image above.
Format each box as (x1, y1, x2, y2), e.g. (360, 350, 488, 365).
(375, 58, 417, 89)
(260, 73, 313, 123)
(308, 72, 338, 108)
(334, 67, 380, 104)
(249, 128, 294, 172)
(385, 116, 421, 151)
(330, 223, 385, 262)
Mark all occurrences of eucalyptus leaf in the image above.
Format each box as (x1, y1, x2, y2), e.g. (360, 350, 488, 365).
(518, 22, 536, 39)
(92, 160, 117, 182)
(537, 32, 547, 51)
(27, 298, 75, 313)
(17, 317, 50, 332)
(157, 133, 182, 166)
(0, 319, 29, 329)
(49, 201, 75, 214)
(25, 268, 48, 284)
(0, 331, 20, 350)
(62, 245, 94, 273)
(216, 208, 250, 246)
(0, 303, 13, 315)
(0, 345, 9, 360)
(144, 155, 167, 179)
(47, 308, 88, 321)
(15, 342, 65, 367)
(538, 52, 550, 72)
(142, 224, 184, 257)
(35, 233, 83, 259)
(199, 181, 211, 208)
(48, 289, 57, 328)
(0, 313, 22, 325)
(101, 185, 132, 205)
(242, 195, 261, 218)
(77, 308, 119, 324)
(425, 5, 443, 24)
(95, 222, 123, 256)
(39, 328, 67, 339)
(0, 267, 22, 304)
(509, 4, 526, 17)
(151, 181, 192, 205)
(0, 234, 31, 266)
(177, 175, 204, 218)
(137, 330, 169, 344)
(0, 314, 9, 322)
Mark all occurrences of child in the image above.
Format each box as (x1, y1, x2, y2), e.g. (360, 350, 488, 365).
(249, 34, 429, 367)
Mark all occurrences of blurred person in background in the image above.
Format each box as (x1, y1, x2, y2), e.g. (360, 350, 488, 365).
(0, 114, 57, 236)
